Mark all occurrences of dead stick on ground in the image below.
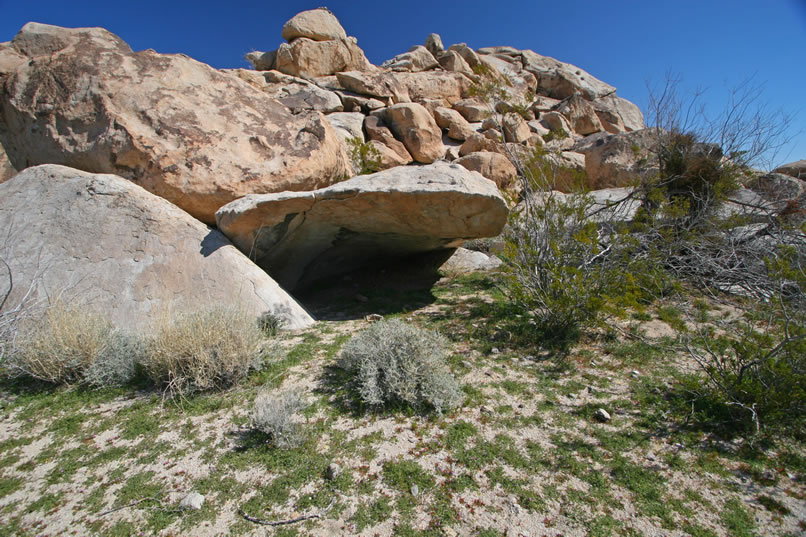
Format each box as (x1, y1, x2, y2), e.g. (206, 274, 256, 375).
(97, 492, 164, 517)
(239, 497, 336, 526)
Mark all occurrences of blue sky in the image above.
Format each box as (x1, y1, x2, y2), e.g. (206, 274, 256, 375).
(1, 0, 805, 167)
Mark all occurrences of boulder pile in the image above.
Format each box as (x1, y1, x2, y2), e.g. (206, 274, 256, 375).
(0, 8, 800, 330)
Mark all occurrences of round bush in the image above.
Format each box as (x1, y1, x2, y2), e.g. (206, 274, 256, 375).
(339, 319, 462, 414)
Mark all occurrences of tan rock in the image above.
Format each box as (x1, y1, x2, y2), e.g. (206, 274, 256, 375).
(275, 37, 373, 78)
(383, 103, 446, 163)
(281, 8, 348, 42)
(364, 115, 413, 163)
(216, 161, 509, 290)
(244, 49, 276, 71)
(0, 165, 313, 331)
(382, 45, 439, 72)
(434, 107, 475, 141)
(459, 133, 504, 157)
(502, 113, 531, 143)
(392, 71, 471, 105)
(448, 43, 481, 69)
(326, 112, 366, 143)
(539, 111, 574, 137)
(592, 95, 645, 133)
(573, 130, 657, 189)
(227, 69, 343, 113)
(437, 50, 474, 76)
(336, 70, 411, 104)
(774, 160, 806, 180)
(455, 151, 518, 189)
(439, 248, 502, 274)
(0, 23, 352, 224)
(553, 93, 604, 136)
(369, 140, 411, 169)
(453, 99, 490, 122)
(521, 49, 615, 100)
(425, 33, 444, 57)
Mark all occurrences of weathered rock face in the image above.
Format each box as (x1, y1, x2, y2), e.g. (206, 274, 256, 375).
(215, 162, 509, 290)
(434, 107, 475, 141)
(281, 8, 348, 42)
(364, 115, 413, 163)
(454, 151, 517, 189)
(774, 160, 806, 180)
(383, 103, 446, 163)
(382, 46, 439, 72)
(553, 93, 604, 136)
(520, 49, 616, 100)
(275, 37, 373, 78)
(574, 129, 657, 189)
(0, 23, 352, 224)
(0, 165, 313, 331)
(228, 69, 343, 113)
(592, 95, 645, 133)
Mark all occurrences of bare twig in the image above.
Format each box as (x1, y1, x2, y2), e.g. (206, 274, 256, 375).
(238, 497, 336, 526)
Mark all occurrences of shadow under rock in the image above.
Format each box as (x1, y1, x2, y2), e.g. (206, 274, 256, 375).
(295, 249, 456, 321)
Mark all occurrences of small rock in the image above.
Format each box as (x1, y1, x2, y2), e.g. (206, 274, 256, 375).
(355, 294, 369, 302)
(491, 347, 500, 354)
(480, 405, 493, 414)
(179, 492, 204, 511)
(442, 527, 458, 537)
(587, 385, 596, 394)
(630, 370, 640, 378)
(325, 463, 342, 480)
(593, 408, 611, 423)
(410, 483, 419, 497)
(365, 313, 383, 323)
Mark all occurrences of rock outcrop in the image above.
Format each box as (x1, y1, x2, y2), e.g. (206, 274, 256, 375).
(0, 165, 313, 331)
(382, 103, 446, 163)
(281, 8, 348, 42)
(0, 22, 351, 224)
(774, 160, 806, 180)
(215, 162, 509, 291)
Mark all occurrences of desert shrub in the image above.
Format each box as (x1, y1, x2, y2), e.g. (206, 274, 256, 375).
(346, 137, 382, 176)
(83, 332, 144, 388)
(250, 389, 305, 448)
(143, 306, 263, 397)
(339, 319, 462, 414)
(257, 312, 283, 338)
(684, 315, 806, 438)
(2, 303, 127, 385)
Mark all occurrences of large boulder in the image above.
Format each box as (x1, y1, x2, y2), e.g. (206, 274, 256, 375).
(0, 165, 313, 331)
(381, 46, 439, 72)
(433, 107, 475, 141)
(0, 23, 352, 224)
(228, 69, 343, 113)
(520, 49, 615, 100)
(592, 95, 645, 133)
(281, 8, 348, 42)
(215, 161, 509, 291)
(363, 115, 413, 163)
(454, 151, 517, 189)
(383, 103, 446, 163)
(275, 37, 373, 78)
(336, 70, 411, 104)
(553, 93, 604, 136)
(774, 160, 806, 180)
(574, 130, 657, 189)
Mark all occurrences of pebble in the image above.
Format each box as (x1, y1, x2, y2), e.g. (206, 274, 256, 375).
(410, 484, 419, 497)
(593, 408, 611, 422)
(179, 492, 204, 511)
(325, 463, 342, 480)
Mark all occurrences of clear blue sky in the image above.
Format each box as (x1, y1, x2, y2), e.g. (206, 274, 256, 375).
(1, 0, 804, 167)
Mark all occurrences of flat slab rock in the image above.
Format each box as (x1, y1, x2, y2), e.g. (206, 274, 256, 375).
(0, 165, 314, 332)
(216, 161, 509, 291)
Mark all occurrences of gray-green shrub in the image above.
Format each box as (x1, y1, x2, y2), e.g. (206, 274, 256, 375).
(250, 389, 305, 448)
(339, 319, 462, 414)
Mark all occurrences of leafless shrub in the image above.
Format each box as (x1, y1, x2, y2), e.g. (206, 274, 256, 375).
(3, 302, 120, 385)
(144, 306, 264, 398)
(339, 319, 462, 414)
